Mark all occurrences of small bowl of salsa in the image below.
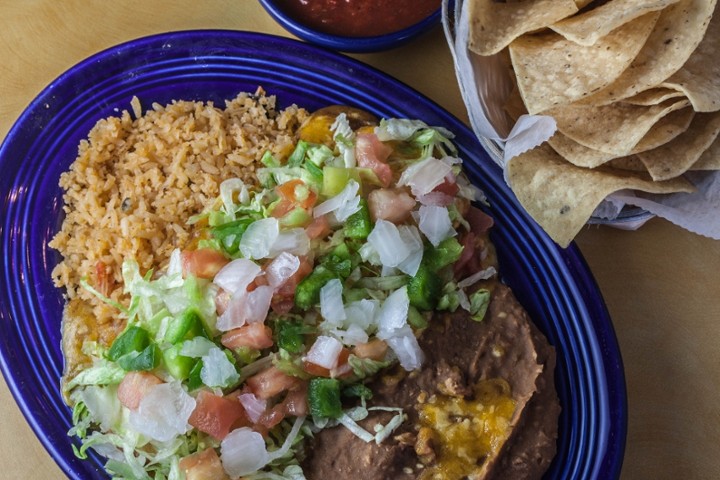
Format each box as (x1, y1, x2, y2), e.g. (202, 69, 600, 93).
(259, 0, 442, 53)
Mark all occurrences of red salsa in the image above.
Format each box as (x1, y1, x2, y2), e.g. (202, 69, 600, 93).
(275, 0, 441, 37)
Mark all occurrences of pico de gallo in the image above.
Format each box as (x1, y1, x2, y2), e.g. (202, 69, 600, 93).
(65, 106, 497, 479)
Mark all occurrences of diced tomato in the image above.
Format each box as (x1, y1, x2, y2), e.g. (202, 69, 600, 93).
(246, 366, 300, 400)
(215, 288, 231, 316)
(221, 323, 274, 350)
(305, 215, 332, 240)
(188, 390, 249, 440)
(117, 371, 163, 410)
(270, 297, 295, 315)
(433, 177, 460, 197)
(352, 339, 389, 361)
(282, 383, 309, 417)
(277, 178, 318, 209)
(256, 404, 286, 430)
(356, 133, 394, 187)
(367, 188, 416, 223)
(95, 261, 114, 297)
(465, 205, 494, 235)
(270, 198, 296, 219)
(302, 360, 331, 378)
(246, 274, 269, 292)
(453, 231, 489, 280)
(181, 248, 229, 279)
(179, 448, 229, 480)
(271, 256, 313, 314)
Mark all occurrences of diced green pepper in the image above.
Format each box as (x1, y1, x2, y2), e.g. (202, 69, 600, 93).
(162, 344, 196, 380)
(294, 265, 337, 309)
(407, 264, 442, 311)
(187, 359, 204, 391)
(424, 237, 464, 272)
(308, 377, 343, 419)
(342, 383, 373, 401)
(211, 218, 254, 255)
(322, 166, 361, 197)
(344, 200, 372, 239)
(319, 243, 353, 278)
(108, 326, 150, 362)
(164, 308, 205, 345)
(116, 344, 160, 372)
(276, 320, 313, 354)
(234, 346, 261, 365)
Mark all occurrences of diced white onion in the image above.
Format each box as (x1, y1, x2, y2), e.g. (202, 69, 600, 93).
(384, 325, 424, 371)
(216, 285, 273, 331)
(344, 299, 379, 331)
(201, 347, 240, 388)
(330, 324, 369, 346)
(244, 285, 274, 324)
(417, 191, 453, 207)
(376, 286, 410, 337)
(128, 382, 196, 442)
(396, 226, 423, 277)
(418, 205, 456, 247)
(304, 335, 344, 370)
(180, 336, 216, 358)
(213, 258, 262, 296)
(397, 157, 452, 197)
(239, 218, 279, 259)
(221, 427, 270, 477)
(238, 393, 267, 424)
(265, 252, 300, 288)
(268, 228, 311, 258)
(367, 221, 423, 276)
(457, 266, 497, 289)
(313, 180, 361, 221)
(320, 279, 347, 325)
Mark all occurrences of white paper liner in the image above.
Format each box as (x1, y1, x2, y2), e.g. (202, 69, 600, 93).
(442, 0, 720, 239)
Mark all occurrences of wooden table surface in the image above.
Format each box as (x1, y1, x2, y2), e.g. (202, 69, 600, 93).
(1, 2, 719, 479)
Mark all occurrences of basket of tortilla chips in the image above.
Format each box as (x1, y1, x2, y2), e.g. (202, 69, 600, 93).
(443, 0, 720, 247)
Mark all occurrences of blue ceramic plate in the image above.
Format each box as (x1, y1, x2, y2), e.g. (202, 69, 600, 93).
(0, 31, 625, 479)
(258, 0, 441, 52)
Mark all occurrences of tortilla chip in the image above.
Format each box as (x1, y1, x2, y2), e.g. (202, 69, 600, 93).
(631, 106, 696, 151)
(692, 136, 720, 169)
(622, 87, 686, 106)
(507, 145, 695, 247)
(467, 0, 578, 56)
(607, 156, 648, 171)
(550, 0, 679, 46)
(575, 0, 716, 106)
(548, 106, 694, 167)
(548, 98, 689, 155)
(658, 8, 720, 112)
(509, 11, 660, 114)
(637, 112, 720, 180)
